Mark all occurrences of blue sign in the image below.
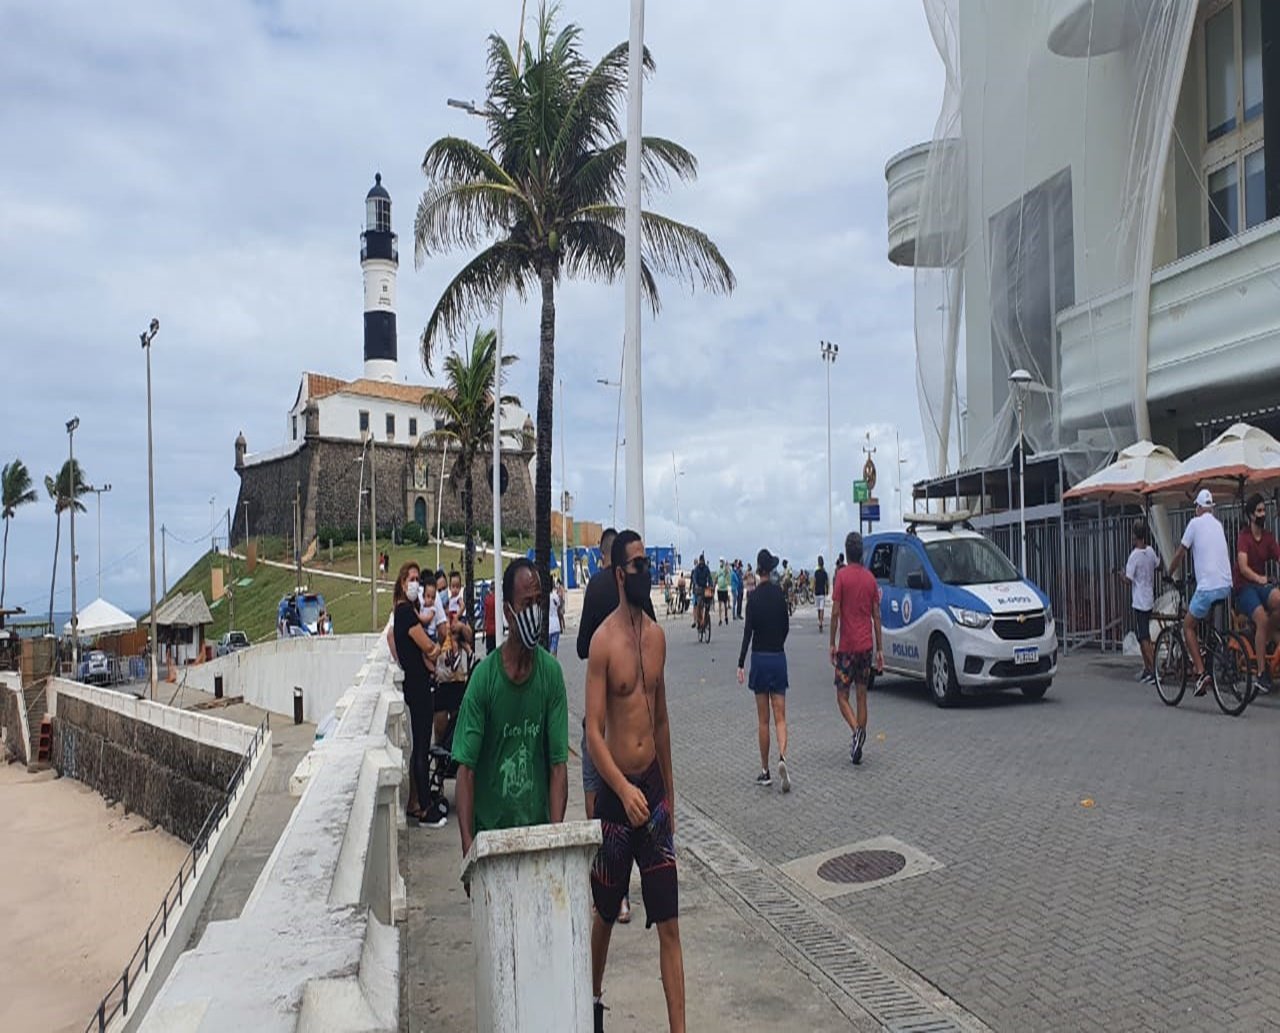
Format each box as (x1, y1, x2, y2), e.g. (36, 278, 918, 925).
(863, 503, 881, 523)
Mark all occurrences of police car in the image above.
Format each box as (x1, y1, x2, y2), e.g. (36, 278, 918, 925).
(864, 514, 1057, 706)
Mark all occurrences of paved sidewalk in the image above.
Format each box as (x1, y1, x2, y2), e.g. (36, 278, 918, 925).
(398, 748, 862, 1032)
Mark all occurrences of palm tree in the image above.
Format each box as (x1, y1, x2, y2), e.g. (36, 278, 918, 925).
(414, 2, 735, 623)
(424, 327, 519, 622)
(2, 458, 38, 608)
(45, 459, 88, 626)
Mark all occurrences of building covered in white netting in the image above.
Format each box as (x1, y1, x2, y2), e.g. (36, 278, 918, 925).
(888, 0, 1280, 485)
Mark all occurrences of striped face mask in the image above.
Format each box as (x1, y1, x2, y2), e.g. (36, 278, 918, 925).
(511, 604, 542, 651)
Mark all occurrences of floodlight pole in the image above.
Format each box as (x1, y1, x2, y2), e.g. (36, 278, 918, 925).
(622, 0, 646, 534)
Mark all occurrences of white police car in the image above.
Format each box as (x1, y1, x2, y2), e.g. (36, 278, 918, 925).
(864, 514, 1057, 706)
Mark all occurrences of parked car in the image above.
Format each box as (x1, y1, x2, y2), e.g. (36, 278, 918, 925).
(217, 630, 251, 656)
(83, 650, 112, 685)
(864, 514, 1057, 707)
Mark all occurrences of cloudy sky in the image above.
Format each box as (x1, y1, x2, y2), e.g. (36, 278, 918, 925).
(1, 0, 942, 614)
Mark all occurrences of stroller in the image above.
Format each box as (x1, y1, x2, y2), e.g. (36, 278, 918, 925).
(424, 644, 476, 820)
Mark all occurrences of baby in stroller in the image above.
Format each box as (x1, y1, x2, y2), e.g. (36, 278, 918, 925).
(426, 605, 475, 819)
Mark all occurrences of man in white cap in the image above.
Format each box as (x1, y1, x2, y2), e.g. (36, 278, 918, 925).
(1168, 489, 1233, 695)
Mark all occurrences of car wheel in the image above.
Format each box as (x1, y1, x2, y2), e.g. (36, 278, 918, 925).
(1021, 680, 1051, 700)
(927, 637, 960, 708)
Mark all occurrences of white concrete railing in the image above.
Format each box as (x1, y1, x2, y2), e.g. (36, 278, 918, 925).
(177, 633, 384, 723)
(138, 637, 405, 1033)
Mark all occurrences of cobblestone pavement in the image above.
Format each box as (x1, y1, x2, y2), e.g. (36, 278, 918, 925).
(560, 603, 1280, 1032)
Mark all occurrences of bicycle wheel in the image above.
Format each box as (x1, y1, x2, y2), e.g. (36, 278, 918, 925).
(1153, 626, 1186, 706)
(1211, 631, 1254, 716)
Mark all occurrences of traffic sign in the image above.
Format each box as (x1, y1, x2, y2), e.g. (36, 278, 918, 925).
(863, 503, 881, 523)
(853, 480, 870, 503)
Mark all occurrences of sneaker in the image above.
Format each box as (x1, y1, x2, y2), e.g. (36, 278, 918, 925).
(419, 812, 447, 829)
(852, 727, 865, 766)
(1194, 672, 1211, 697)
(778, 758, 791, 793)
(755, 769, 772, 787)
(594, 999, 606, 1033)
(1134, 668, 1148, 682)
(1141, 670, 1155, 684)
(850, 733, 858, 764)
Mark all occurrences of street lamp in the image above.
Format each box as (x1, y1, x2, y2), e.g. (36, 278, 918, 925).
(1008, 368, 1034, 576)
(86, 483, 113, 598)
(622, 0, 647, 535)
(820, 341, 839, 564)
(596, 376, 623, 523)
(140, 317, 159, 700)
(66, 417, 80, 672)
(671, 452, 684, 570)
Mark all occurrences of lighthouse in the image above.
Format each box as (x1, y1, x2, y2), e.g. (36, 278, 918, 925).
(361, 173, 399, 381)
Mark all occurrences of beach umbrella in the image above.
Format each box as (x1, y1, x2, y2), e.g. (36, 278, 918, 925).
(1063, 440, 1180, 504)
(1144, 423, 1280, 503)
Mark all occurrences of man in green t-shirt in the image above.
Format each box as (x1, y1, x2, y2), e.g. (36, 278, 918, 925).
(453, 558, 569, 855)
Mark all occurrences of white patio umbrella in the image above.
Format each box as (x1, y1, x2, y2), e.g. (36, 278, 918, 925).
(1063, 440, 1181, 504)
(1144, 423, 1280, 503)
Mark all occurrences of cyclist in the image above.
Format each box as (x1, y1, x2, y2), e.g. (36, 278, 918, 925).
(1168, 489, 1233, 696)
(690, 553, 713, 632)
(1233, 492, 1280, 693)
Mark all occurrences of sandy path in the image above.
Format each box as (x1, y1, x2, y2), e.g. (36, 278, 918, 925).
(0, 764, 189, 1033)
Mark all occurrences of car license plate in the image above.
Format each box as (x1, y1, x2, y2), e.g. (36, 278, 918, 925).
(1013, 646, 1039, 666)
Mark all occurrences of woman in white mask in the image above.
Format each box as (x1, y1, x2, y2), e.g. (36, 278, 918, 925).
(392, 562, 444, 827)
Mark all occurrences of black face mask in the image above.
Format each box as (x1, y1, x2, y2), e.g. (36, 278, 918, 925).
(623, 570, 650, 608)
(1255, 513, 1266, 527)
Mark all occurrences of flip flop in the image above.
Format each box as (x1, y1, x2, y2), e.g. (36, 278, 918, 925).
(617, 897, 632, 924)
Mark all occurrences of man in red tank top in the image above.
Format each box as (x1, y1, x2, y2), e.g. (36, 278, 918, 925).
(829, 531, 883, 765)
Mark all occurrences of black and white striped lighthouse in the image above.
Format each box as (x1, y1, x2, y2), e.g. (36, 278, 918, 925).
(361, 173, 399, 381)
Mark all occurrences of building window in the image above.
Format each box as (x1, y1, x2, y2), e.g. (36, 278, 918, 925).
(409, 417, 418, 437)
(292, 415, 298, 440)
(359, 410, 369, 434)
(1201, 0, 1267, 243)
(386, 413, 395, 438)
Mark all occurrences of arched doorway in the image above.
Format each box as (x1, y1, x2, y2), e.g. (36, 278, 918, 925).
(414, 496, 427, 527)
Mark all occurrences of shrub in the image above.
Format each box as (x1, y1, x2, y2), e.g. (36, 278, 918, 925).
(402, 521, 429, 546)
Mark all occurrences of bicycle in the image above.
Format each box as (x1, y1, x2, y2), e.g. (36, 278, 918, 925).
(1152, 579, 1254, 716)
(696, 591, 713, 643)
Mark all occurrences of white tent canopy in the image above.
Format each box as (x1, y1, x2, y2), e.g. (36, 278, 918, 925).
(65, 598, 137, 637)
(1063, 440, 1180, 504)
(1145, 423, 1280, 502)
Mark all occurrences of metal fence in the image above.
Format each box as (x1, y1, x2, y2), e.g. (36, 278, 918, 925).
(980, 498, 1262, 653)
(84, 712, 270, 1033)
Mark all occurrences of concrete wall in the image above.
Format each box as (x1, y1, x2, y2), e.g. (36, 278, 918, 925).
(138, 638, 405, 1033)
(0, 671, 30, 765)
(50, 680, 258, 843)
(179, 634, 384, 723)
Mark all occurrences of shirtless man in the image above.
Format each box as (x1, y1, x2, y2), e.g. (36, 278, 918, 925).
(585, 530, 683, 1033)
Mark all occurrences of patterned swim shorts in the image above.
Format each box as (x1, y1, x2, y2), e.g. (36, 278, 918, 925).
(834, 650, 873, 690)
(591, 758, 678, 928)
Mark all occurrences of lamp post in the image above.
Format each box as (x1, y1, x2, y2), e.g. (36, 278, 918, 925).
(140, 318, 160, 700)
(671, 452, 684, 570)
(354, 446, 367, 581)
(66, 417, 80, 672)
(1008, 368, 1034, 576)
(86, 483, 112, 598)
(896, 432, 908, 525)
(370, 433, 378, 629)
(596, 376, 623, 523)
(622, 0, 647, 535)
(820, 341, 838, 563)
(209, 495, 215, 553)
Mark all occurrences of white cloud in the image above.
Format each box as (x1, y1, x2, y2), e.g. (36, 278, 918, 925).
(0, 0, 940, 611)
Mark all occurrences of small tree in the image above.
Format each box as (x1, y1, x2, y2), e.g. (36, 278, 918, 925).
(1, 458, 37, 608)
(423, 327, 518, 622)
(45, 459, 88, 626)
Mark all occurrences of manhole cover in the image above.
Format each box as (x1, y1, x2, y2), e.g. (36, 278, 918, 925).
(816, 849, 907, 884)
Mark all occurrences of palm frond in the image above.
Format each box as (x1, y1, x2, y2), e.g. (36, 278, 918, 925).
(566, 136, 698, 209)
(558, 218, 659, 312)
(413, 178, 530, 264)
(571, 205, 736, 295)
(422, 136, 520, 193)
(2, 459, 37, 517)
(548, 41, 655, 172)
(420, 243, 534, 371)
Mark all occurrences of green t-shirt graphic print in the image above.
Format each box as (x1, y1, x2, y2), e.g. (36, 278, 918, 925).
(450, 646, 569, 835)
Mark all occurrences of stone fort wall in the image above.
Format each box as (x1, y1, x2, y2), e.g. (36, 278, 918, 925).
(232, 434, 535, 547)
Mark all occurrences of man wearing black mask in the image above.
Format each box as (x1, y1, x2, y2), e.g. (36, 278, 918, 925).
(585, 530, 683, 1032)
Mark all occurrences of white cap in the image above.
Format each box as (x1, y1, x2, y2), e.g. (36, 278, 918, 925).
(1195, 488, 1214, 508)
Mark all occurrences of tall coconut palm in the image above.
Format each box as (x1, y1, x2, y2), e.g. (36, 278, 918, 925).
(423, 327, 519, 622)
(414, 2, 735, 625)
(2, 458, 38, 608)
(45, 459, 88, 626)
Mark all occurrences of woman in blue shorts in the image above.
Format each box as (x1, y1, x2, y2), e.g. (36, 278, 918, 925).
(736, 548, 791, 792)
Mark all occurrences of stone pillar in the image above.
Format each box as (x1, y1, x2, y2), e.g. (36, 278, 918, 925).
(462, 821, 602, 1032)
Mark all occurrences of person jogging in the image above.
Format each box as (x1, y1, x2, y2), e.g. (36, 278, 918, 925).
(829, 532, 883, 765)
(736, 548, 791, 791)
